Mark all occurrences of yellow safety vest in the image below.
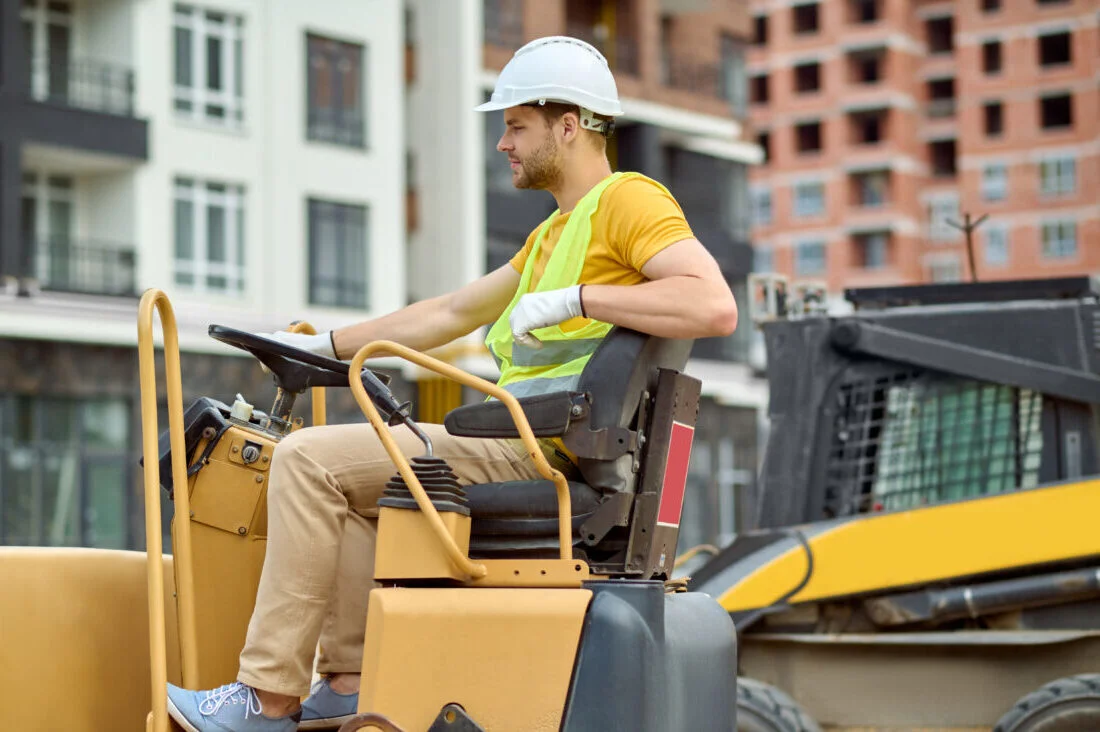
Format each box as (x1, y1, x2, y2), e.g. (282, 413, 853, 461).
(485, 171, 668, 398)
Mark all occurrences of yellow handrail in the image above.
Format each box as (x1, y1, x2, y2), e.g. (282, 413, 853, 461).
(287, 321, 327, 427)
(348, 340, 575, 573)
(138, 289, 198, 732)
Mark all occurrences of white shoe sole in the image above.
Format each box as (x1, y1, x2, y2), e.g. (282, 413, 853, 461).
(166, 695, 202, 732)
(298, 713, 356, 730)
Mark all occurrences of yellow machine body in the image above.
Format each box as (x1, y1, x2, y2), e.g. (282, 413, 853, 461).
(175, 425, 275, 689)
(359, 587, 591, 731)
(715, 477, 1100, 613)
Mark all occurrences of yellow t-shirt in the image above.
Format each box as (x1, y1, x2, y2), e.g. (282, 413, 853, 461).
(506, 174, 694, 466)
(509, 174, 695, 296)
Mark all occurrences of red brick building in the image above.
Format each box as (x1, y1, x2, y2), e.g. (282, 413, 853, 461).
(747, 0, 1099, 293)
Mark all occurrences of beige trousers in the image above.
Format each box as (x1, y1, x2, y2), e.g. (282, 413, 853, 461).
(236, 421, 575, 696)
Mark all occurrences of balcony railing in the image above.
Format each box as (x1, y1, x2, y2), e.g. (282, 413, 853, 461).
(926, 99, 956, 119)
(25, 238, 138, 296)
(662, 55, 738, 102)
(566, 23, 640, 76)
(28, 55, 135, 117)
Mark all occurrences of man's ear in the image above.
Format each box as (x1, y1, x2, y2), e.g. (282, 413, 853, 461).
(559, 111, 580, 143)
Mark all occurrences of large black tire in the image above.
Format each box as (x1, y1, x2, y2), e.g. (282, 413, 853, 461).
(994, 674, 1100, 732)
(736, 677, 821, 732)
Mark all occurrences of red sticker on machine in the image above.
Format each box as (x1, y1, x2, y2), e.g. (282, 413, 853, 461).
(657, 421, 694, 527)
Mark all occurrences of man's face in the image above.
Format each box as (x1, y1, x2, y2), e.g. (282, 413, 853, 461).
(496, 106, 563, 190)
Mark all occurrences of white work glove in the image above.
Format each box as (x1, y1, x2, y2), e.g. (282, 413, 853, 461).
(256, 330, 338, 360)
(509, 285, 585, 349)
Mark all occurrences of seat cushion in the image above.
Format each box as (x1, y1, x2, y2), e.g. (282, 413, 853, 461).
(466, 480, 603, 538)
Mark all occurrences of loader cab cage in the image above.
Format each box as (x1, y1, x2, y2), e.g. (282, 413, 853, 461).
(753, 276, 1100, 529)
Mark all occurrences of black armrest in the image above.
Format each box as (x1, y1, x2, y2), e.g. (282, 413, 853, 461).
(444, 391, 582, 438)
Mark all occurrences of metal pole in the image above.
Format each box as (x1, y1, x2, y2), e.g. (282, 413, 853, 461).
(946, 212, 988, 283)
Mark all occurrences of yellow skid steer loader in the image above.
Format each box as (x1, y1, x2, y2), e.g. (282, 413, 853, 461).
(0, 288, 738, 731)
(689, 275, 1100, 732)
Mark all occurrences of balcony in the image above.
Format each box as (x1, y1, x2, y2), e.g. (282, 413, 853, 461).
(483, 0, 524, 50)
(24, 238, 137, 297)
(29, 55, 135, 117)
(566, 23, 640, 76)
(662, 54, 738, 103)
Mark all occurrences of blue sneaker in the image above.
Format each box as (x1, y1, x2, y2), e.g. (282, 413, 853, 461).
(299, 677, 359, 730)
(166, 681, 301, 732)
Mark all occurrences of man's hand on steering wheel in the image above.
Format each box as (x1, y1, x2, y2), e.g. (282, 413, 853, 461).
(256, 330, 339, 360)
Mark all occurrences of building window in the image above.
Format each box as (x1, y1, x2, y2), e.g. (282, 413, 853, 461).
(751, 74, 769, 105)
(173, 5, 245, 126)
(850, 110, 885, 144)
(1040, 93, 1073, 129)
(850, 0, 880, 24)
(854, 232, 889, 268)
(793, 182, 826, 217)
(853, 170, 889, 207)
(306, 34, 366, 148)
(984, 101, 1004, 136)
(929, 139, 957, 177)
(928, 256, 962, 283)
(1041, 221, 1076, 259)
(0, 394, 133, 548)
(173, 178, 246, 294)
(795, 241, 827, 276)
(753, 246, 773, 273)
(21, 0, 72, 104)
(1040, 157, 1075, 195)
(793, 3, 820, 35)
(928, 197, 960, 242)
(720, 34, 748, 116)
(753, 15, 768, 46)
(757, 131, 770, 162)
(849, 49, 883, 84)
(1038, 31, 1072, 67)
(982, 0, 1001, 11)
(926, 16, 954, 55)
(308, 199, 369, 309)
(794, 61, 821, 94)
(984, 226, 1009, 266)
(982, 40, 1002, 74)
(751, 188, 772, 226)
(795, 120, 823, 154)
(982, 164, 1008, 201)
(927, 78, 956, 117)
(484, 0, 524, 49)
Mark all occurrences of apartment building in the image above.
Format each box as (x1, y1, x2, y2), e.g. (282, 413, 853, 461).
(474, 0, 766, 549)
(0, 0, 408, 549)
(747, 0, 1100, 293)
(0, 0, 765, 555)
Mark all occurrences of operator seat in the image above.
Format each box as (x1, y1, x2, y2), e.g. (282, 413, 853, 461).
(443, 327, 699, 578)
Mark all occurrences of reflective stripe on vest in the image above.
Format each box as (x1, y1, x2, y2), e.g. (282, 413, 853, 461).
(485, 171, 670, 398)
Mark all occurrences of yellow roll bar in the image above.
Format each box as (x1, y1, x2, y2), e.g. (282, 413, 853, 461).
(137, 289, 196, 732)
(348, 341, 575, 576)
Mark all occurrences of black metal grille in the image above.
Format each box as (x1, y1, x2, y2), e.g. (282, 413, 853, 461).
(825, 370, 1043, 514)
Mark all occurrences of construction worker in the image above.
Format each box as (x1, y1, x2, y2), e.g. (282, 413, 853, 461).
(166, 35, 738, 732)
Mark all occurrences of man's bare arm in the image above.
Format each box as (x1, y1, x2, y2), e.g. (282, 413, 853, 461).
(330, 265, 521, 359)
(580, 239, 738, 339)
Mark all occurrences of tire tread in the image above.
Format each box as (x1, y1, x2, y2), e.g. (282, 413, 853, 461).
(736, 677, 821, 732)
(994, 674, 1100, 732)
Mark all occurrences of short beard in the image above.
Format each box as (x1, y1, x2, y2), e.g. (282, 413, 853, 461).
(515, 134, 563, 190)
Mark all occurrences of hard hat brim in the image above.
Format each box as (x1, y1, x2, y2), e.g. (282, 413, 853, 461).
(474, 99, 510, 113)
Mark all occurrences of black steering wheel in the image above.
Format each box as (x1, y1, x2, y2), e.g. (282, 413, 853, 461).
(208, 324, 408, 422)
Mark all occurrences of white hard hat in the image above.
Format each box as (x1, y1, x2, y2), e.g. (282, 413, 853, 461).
(475, 36, 623, 128)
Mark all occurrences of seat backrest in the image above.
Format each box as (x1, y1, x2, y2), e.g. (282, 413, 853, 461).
(564, 328, 693, 494)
